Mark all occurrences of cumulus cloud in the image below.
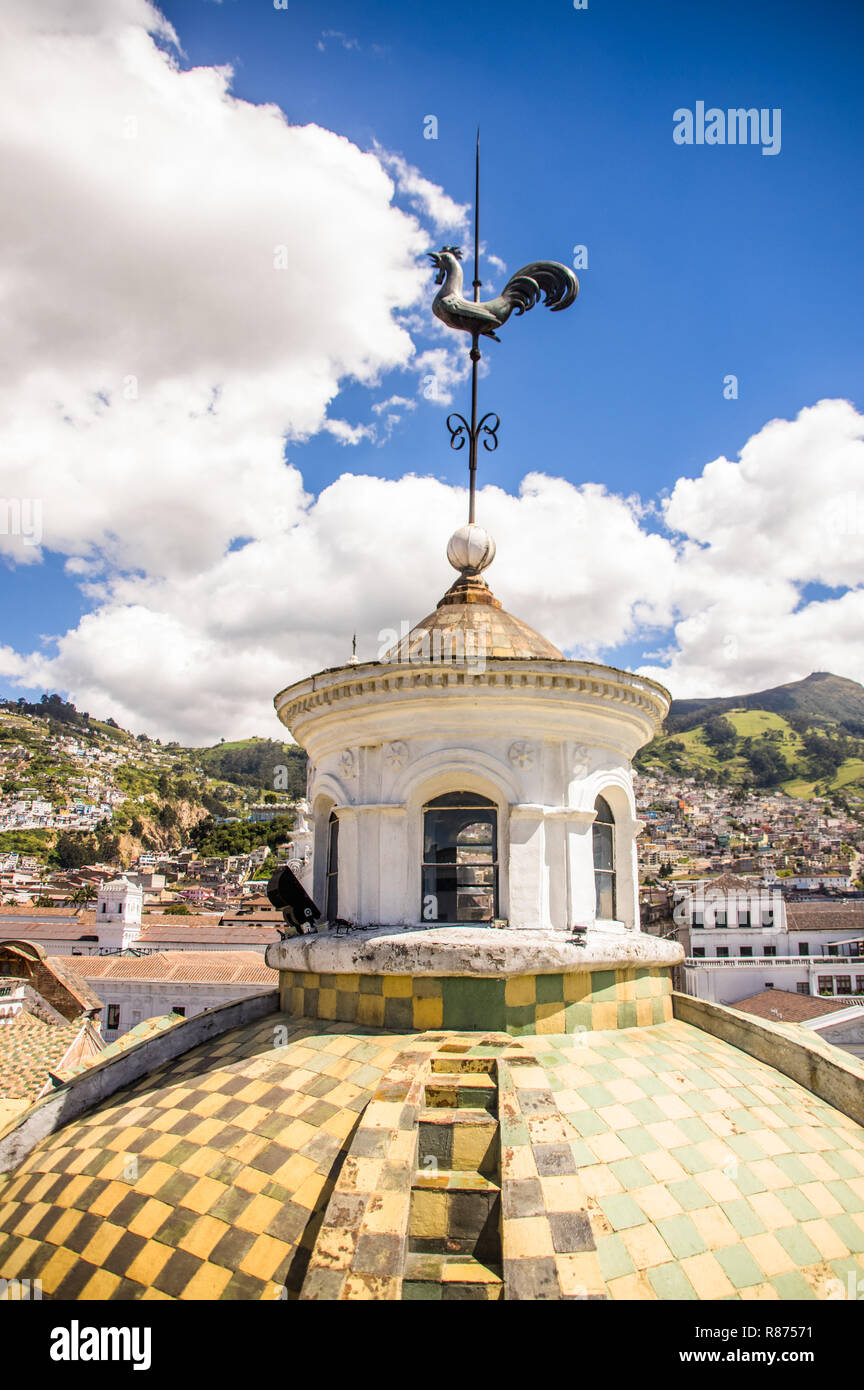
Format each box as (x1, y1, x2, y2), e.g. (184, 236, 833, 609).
(0, 0, 435, 580)
(2, 4, 863, 742)
(376, 150, 469, 233)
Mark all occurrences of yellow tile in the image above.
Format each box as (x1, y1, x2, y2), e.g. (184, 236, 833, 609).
(126, 1240, 174, 1286)
(139, 1286, 173, 1301)
(555, 1251, 605, 1296)
(235, 1193, 283, 1235)
(181, 1261, 234, 1300)
(592, 1002, 618, 1031)
(620, 1223, 674, 1271)
(502, 1145, 538, 1180)
(179, 1176, 229, 1216)
(44, 1207, 84, 1247)
(36, 1245, 80, 1294)
(691, 1206, 738, 1250)
(292, 1172, 328, 1212)
(758, 1187, 817, 1225)
(224, 1132, 269, 1166)
(632, 1184, 682, 1223)
(360, 1190, 405, 1235)
(79, 1269, 122, 1300)
(505, 1217, 556, 1259)
(134, 1161, 175, 1196)
(680, 1252, 735, 1300)
(744, 1232, 798, 1278)
(356, 995, 385, 1028)
(504, 975, 535, 1007)
(81, 1221, 126, 1267)
(334, 974, 359, 993)
(584, 1131, 632, 1164)
(645, 1121, 689, 1150)
(318, 988, 338, 1017)
(579, 1166, 624, 1200)
(535, 1004, 566, 1035)
(563, 973, 591, 1003)
(801, 1218, 850, 1261)
(239, 1233, 291, 1282)
(538, 1175, 590, 1214)
(698, 1170, 741, 1204)
(272, 1152, 319, 1190)
(409, 1188, 448, 1238)
(641, 1150, 688, 1184)
(12, 1201, 51, 1237)
(749, 1159, 788, 1192)
(382, 975, 413, 997)
(57, 1174, 92, 1207)
(738, 1282, 780, 1301)
(177, 1214, 231, 1262)
(636, 999, 654, 1027)
(606, 1271, 657, 1300)
(128, 1198, 174, 1239)
(412, 997, 443, 1031)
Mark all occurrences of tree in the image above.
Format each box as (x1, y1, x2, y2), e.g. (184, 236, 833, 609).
(54, 832, 99, 869)
(163, 903, 191, 915)
(70, 885, 97, 904)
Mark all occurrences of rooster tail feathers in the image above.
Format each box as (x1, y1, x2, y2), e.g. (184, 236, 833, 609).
(501, 261, 579, 314)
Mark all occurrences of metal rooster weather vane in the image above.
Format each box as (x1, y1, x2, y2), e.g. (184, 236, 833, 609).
(428, 130, 579, 524)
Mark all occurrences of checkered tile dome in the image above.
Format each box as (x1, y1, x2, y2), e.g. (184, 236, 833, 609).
(2, 1012, 864, 1301)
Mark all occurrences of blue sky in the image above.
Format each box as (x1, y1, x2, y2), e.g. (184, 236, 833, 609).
(0, 0, 862, 740)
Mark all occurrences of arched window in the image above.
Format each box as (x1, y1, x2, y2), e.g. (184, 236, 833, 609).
(325, 811, 339, 921)
(593, 795, 617, 921)
(422, 793, 498, 924)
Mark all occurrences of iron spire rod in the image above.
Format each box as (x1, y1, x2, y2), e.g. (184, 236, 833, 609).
(468, 128, 481, 524)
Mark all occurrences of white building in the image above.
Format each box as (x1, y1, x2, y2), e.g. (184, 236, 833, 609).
(275, 526, 670, 934)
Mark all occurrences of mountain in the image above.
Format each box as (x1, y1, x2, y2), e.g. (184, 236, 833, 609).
(636, 673, 864, 800)
(667, 672, 864, 735)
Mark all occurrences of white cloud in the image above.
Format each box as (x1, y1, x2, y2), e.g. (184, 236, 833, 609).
(0, 0, 435, 580)
(376, 150, 469, 233)
(2, 6, 863, 741)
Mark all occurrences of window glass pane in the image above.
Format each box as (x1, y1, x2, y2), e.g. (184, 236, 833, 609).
(593, 823, 613, 872)
(595, 871, 615, 920)
(422, 796, 498, 923)
(594, 796, 614, 824)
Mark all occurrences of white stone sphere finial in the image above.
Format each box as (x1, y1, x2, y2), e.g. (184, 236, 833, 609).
(446, 523, 496, 574)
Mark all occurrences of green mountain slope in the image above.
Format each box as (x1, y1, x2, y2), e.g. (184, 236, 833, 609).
(636, 673, 864, 799)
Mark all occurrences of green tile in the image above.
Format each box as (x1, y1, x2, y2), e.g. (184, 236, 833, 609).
(619, 1127, 660, 1157)
(628, 1099, 666, 1125)
(770, 1272, 816, 1301)
(714, 1244, 764, 1289)
(829, 1215, 864, 1254)
(720, 1198, 766, 1239)
(647, 1262, 698, 1300)
(775, 1187, 821, 1223)
(674, 1146, 714, 1176)
(666, 1179, 712, 1212)
(595, 1233, 634, 1281)
(826, 1180, 864, 1214)
(823, 1152, 860, 1181)
(773, 1153, 817, 1187)
(578, 1084, 615, 1109)
(536, 974, 564, 1005)
(775, 1226, 822, 1268)
(725, 1134, 765, 1162)
(676, 1117, 713, 1145)
(608, 1158, 653, 1191)
(597, 1193, 648, 1231)
(590, 970, 616, 1001)
(567, 1110, 609, 1138)
(655, 1215, 707, 1260)
(442, 977, 506, 1031)
(617, 1001, 637, 1030)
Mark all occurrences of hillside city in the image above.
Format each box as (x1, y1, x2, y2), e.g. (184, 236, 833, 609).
(2, 677, 864, 1122)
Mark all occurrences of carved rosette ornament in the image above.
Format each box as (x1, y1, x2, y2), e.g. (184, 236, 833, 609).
(384, 740, 409, 770)
(571, 743, 590, 778)
(508, 740, 535, 769)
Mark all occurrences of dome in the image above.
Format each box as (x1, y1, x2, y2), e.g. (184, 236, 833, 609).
(381, 573, 564, 663)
